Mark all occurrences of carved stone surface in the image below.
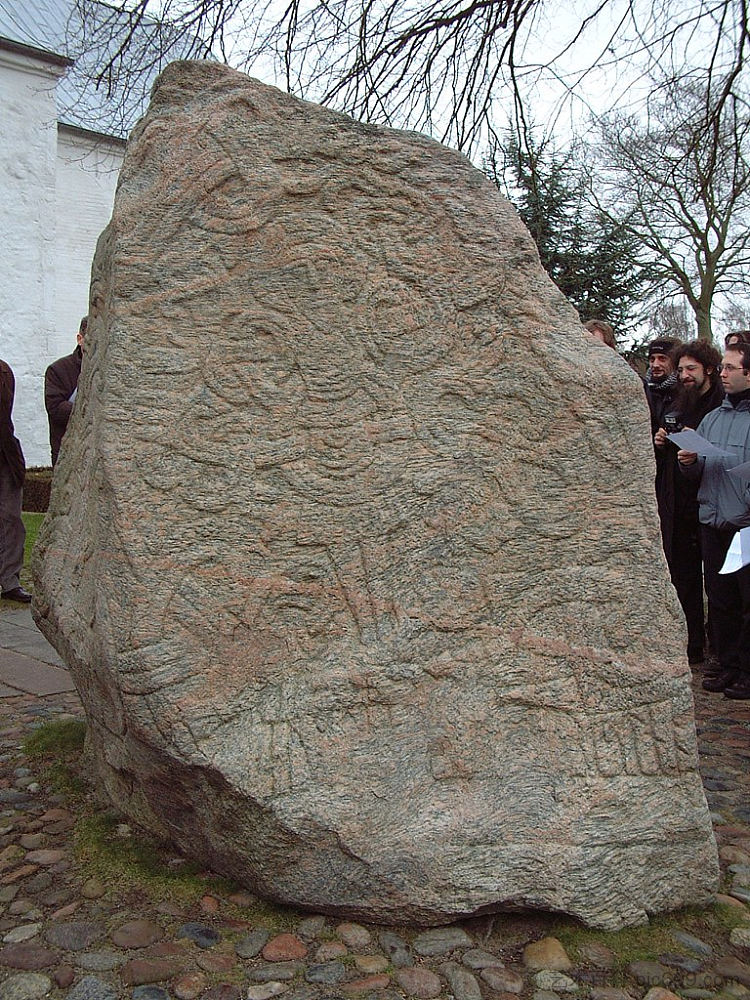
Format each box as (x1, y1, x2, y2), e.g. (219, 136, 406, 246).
(32, 60, 718, 930)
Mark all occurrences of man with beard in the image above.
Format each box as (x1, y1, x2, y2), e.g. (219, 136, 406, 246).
(654, 340, 723, 665)
(644, 337, 682, 435)
(678, 341, 750, 699)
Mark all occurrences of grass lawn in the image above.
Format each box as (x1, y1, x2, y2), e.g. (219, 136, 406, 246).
(21, 511, 45, 590)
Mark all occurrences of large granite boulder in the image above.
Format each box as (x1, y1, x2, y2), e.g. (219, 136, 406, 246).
(32, 60, 718, 930)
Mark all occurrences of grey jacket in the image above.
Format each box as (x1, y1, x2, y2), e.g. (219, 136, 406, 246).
(683, 396, 750, 529)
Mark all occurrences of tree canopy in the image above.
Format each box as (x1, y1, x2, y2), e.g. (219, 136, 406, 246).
(71, 0, 748, 152)
(592, 74, 750, 340)
(488, 132, 654, 337)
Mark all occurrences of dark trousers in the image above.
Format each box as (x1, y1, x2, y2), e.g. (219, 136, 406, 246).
(701, 524, 750, 678)
(668, 514, 706, 655)
(0, 461, 24, 593)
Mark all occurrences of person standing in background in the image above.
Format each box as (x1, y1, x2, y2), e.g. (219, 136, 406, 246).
(678, 341, 750, 699)
(584, 319, 618, 350)
(0, 360, 30, 603)
(45, 316, 86, 466)
(644, 337, 682, 435)
(653, 340, 723, 665)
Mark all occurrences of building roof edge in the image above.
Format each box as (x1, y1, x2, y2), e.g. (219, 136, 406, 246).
(0, 34, 73, 67)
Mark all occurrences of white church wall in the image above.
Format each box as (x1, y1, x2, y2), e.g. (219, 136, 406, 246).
(0, 45, 66, 467)
(0, 43, 123, 467)
(53, 126, 123, 359)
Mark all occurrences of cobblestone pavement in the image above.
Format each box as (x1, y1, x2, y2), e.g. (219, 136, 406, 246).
(0, 619, 749, 1000)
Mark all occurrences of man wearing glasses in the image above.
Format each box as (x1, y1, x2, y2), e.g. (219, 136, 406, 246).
(678, 342, 750, 699)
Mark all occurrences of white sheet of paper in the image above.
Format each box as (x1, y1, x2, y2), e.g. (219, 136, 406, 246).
(667, 429, 733, 457)
(719, 526, 750, 574)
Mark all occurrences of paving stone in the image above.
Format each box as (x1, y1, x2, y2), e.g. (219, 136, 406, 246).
(684, 972, 724, 990)
(715, 957, 750, 987)
(462, 948, 505, 969)
(195, 952, 237, 974)
(395, 967, 442, 998)
(336, 923, 371, 949)
(480, 968, 525, 994)
(672, 931, 713, 958)
(297, 916, 327, 940)
(44, 921, 104, 951)
(439, 961, 482, 1000)
(112, 919, 164, 949)
(354, 955, 389, 974)
(66, 976, 118, 1000)
(80, 879, 106, 900)
(724, 984, 750, 998)
(413, 928, 473, 957)
(76, 951, 126, 971)
(0, 943, 59, 970)
(148, 943, 186, 959)
(577, 943, 617, 970)
(315, 941, 348, 961)
(280, 985, 322, 1000)
(534, 971, 578, 993)
(0, 972, 52, 1000)
(589, 990, 635, 1000)
(131, 988, 171, 1000)
(121, 957, 185, 985)
(17, 836, 43, 851)
(341, 974, 391, 994)
(731, 927, 750, 948)
(523, 939, 572, 972)
(1, 865, 38, 884)
(247, 963, 304, 983)
(246, 985, 289, 1000)
(36, 887, 71, 908)
(201, 986, 242, 1000)
(175, 923, 220, 949)
(658, 953, 702, 973)
(236, 930, 270, 959)
(627, 962, 676, 988)
(173, 972, 208, 1000)
(22, 851, 64, 867)
(3, 924, 41, 944)
(378, 931, 412, 968)
(305, 961, 347, 985)
(52, 966, 74, 988)
(642, 990, 683, 1000)
(262, 935, 308, 962)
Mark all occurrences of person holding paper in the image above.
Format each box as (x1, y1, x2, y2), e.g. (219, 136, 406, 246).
(654, 341, 723, 665)
(678, 342, 750, 699)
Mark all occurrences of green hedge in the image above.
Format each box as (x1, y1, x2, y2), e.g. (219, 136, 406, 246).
(23, 466, 52, 513)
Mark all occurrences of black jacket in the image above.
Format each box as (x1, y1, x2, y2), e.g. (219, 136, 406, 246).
(45, 346, 82, 465)
(655, 380, 724, 560)
(0, 360, 25, 488)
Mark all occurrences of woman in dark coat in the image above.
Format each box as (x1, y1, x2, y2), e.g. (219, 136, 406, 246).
(0, 360, 30, 602)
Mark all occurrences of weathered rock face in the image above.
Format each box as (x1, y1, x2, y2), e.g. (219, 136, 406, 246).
(33, 60, 717, 929)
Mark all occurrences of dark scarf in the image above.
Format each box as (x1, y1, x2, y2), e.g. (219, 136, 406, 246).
(645, 369, 679, 394)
